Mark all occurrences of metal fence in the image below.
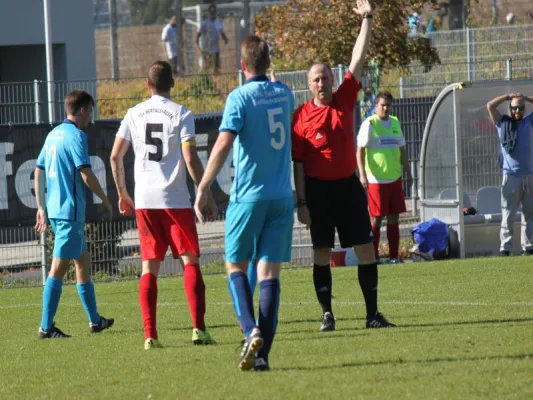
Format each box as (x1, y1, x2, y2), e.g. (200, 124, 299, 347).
(0, 81, 41, 126)
(0, 213, 420, 289)
(0, 115, 426, 290)
(1, 58, 519, 288)
(0, 226, 44, 287)
(0, 73, 238, 125)
(3, 6, 531, 287)
(467, 0, 533, 27)
(93, 0, 533, 82)
(93, 0, 132, 28)
(2, 58, 533, 126)
(94, 1, 283, 78)
(0, 81, 426, 289)
(429, 24, 533, 63)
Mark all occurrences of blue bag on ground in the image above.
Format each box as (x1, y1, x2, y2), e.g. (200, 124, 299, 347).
(411, 218, 449, 253)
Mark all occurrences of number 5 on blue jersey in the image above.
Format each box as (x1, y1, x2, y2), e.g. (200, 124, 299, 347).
(219, 78, 294, 203)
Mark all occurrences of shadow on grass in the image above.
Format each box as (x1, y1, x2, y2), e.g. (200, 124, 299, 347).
(275, 352, 533, 372)
(399, 316, 533, 329)
(100, 317, 533, 338)
(167, 323, 240, 332)
(208, 331, 372, 348)
(283, 317, 364, 324)
(279, 316, 533, 341)
(279, 331, 372, 342)
(164, 317, 364, 333)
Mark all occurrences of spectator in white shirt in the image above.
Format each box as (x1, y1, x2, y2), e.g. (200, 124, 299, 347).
(196, 4, 228, 73)
(161, 16, 185, 75)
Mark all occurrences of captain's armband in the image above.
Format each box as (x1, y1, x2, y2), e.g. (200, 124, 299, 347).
(181, 137, 197, 147)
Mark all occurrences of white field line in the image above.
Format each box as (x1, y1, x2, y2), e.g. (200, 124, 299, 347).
(2, 300, 533, 310)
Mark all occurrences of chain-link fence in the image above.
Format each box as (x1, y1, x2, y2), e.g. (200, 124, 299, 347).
(2, 57, 529, 288)
(0, 226, 43, 288)
(94, 2, 280, 79)
(92, 0, 533, 82)
(1, 81, 425, 289)
(0, 73, 239, 125)
(3, 57, 533, 125)
(93, 0, 132, 28)
(468, 0, 533, 27)
(377, 57, 532, 99)
(0, 81, 41, 126)
(0, 215, 420, 289)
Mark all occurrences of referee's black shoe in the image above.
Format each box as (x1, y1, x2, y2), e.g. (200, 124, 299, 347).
(366, 312, 396, 329)
(320, 312, 336, 332)
(254, 356, 270, 372)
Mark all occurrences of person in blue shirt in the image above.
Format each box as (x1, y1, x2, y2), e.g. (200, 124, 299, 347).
(360, 87, 376, 119)
(426, 2, 448, 34)
(34, 90, 114, 339)
(194, 35, 294, 372)
(408, 11, 422, 37)
(487, 92, 533, 256)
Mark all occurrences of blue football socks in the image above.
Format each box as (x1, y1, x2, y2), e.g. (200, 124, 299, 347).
(257, 278, 280, 361)
(77, 281, 100, 325)
(228, 271, 256, 336)
(41, 276, 63, 331)
(247, 260, 258, 297)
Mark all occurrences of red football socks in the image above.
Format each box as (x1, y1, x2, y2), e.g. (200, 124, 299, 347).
(183, 263, 206, 331)
(139, 273, 158, 340)
(387, 224, 400, 259)
(371, 224, 381, 260)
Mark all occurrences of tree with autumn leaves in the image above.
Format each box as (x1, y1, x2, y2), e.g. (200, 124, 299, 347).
(254, 0, 441, 70)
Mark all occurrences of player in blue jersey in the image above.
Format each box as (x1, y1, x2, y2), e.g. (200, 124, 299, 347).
(34, 90, 115, 339)
(195, 35, 294, 371)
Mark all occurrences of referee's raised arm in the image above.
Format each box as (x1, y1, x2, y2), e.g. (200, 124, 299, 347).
(348, 0, 374, 81)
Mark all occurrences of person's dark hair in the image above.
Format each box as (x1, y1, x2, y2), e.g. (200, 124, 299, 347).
(64, 90, 95, 116)
(509, 97, 525, 113)
(376, 91, 393, 103)
(148, 61, 174, 93)
(208, 3, 216, 12)
(241, 35, 270, 74)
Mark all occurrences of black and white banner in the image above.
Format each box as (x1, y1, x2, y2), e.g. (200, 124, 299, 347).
(0, 116, 231, 227)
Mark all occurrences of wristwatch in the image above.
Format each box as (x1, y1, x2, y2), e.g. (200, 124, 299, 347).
(364, 13, 373, 19)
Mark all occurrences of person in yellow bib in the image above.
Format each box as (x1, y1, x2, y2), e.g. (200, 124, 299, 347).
(356, 91, 412, 264)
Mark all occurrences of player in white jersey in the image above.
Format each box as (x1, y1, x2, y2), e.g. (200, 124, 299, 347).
(110, 61, 218, 349)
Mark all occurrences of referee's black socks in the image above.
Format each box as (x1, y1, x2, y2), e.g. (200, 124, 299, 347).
(357, 263, 378, 318)
(313, 264, 333, 315)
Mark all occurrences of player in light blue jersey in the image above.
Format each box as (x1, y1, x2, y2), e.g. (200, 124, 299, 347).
(195, 35, 294, 372)
(34, 90, 114, 339)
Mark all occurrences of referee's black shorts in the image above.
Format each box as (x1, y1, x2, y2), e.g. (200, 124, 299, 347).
(305, 174, 373, 249)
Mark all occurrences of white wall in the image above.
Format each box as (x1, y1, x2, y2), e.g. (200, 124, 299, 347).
(0, 0, 96, 82)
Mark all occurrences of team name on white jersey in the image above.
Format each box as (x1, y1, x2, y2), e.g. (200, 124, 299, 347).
(116, 95, 195, 209)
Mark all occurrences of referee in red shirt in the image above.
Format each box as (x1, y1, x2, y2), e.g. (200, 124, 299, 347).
(292, 0, 395, 331)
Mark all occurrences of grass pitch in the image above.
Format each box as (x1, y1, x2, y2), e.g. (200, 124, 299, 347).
(1, 257, 532, 399)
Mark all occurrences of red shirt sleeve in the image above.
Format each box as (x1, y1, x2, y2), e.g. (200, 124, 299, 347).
(334, 71, 362, 111)
(291, 107, 305, 162)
